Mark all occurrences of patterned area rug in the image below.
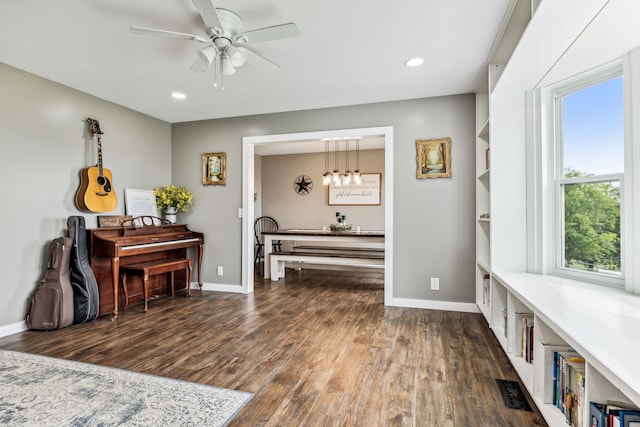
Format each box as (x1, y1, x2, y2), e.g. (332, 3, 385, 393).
(0, 350, 252, 426)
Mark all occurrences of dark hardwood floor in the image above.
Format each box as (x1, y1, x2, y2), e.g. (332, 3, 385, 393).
(0, 268, 547, 426)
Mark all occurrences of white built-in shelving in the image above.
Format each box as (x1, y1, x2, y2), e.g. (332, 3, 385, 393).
(475, 85, 491, 324)
(490, 272, 640, 426)
(473, 0, 640, 425)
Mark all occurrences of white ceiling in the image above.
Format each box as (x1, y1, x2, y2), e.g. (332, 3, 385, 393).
(0, 0, 512, 125)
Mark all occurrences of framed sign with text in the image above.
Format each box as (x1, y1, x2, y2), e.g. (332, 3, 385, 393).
(328, 173, 381, 206)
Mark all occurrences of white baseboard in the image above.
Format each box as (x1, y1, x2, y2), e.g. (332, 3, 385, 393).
(387, 297, 480, 313)
(190, 282, 246, 294)
(0, 320, 27, 339)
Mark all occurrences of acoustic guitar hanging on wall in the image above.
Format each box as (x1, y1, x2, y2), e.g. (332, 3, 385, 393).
(75, 118, 118, 212)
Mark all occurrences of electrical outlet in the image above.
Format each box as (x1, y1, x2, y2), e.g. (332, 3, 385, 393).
(217, 266, 224, 276)
(430, 277, 439, 290)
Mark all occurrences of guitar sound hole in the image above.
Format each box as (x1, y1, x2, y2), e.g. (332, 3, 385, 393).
(97, 176, 112, 193)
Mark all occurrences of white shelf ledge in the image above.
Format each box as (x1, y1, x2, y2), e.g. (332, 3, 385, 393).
(477, 118, 490, 141)
(477, 260, 490, 272)
(477, 168, 490, 180)
(492, 270, 640, 407)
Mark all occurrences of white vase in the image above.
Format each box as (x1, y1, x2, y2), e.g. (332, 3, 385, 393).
(164, 207, 178, 224)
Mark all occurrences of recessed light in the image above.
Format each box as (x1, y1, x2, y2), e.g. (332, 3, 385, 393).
(171, 92, 186, 99)
(404, 57, 424, 67)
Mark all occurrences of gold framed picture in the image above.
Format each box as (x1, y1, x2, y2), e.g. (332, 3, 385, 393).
(202, 152, 226, 185)
(416, 137, 452, 179)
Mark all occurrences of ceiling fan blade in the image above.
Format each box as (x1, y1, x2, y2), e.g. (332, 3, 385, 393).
(192, 0, 223, 31)
(239, 23, 300, 44)
(244, 48, 279, 73)
(130, 26, 210, 43)
(189, 59, 210, 73)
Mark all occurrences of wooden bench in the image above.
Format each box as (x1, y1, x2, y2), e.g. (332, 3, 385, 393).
(292, 245, 385, 255)
(269, 251, 384, 281)
(121, 258, 192, 312)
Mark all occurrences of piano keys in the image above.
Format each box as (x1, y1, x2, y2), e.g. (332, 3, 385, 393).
(88, 218, 204, 319)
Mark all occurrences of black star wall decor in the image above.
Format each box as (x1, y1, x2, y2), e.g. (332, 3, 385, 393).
(293, 175, 313, 195)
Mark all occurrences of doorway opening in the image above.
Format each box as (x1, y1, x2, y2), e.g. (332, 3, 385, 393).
(242, 126, 394, 305)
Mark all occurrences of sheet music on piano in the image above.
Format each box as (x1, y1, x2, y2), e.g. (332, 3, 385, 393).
(124, 189, 160, 225)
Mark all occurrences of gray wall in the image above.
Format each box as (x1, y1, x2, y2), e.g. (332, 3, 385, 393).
(0, 63, 171, 327)
(261, 150, 385, 230)
(0, 62, 476, 329)
(172, 94, 476, 302)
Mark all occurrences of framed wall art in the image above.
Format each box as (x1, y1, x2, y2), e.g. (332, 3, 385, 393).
(328, 173, 381, 205)
(202, 152, 226, 185)
(416, 137, 452, 179)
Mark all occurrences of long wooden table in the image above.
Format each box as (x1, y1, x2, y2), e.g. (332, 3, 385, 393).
(262, 229, 385, 279)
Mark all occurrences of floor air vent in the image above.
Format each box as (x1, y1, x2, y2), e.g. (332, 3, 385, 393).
(495, 379, 533, 412)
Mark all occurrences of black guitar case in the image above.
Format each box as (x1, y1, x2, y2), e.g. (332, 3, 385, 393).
(67, 216, 99, 323)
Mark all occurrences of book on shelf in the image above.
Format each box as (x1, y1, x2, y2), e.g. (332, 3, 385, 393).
(552, 350, 585, 426)
(589, 401, 640, 427)
(591, 402, 607, 427)
(513, 312, 534, 359)
(502, 307, 507, 337)
(482, 274, 490, 304)
(620, 411, 640, 426)
(485, 147, 490, 170)
(564, 360, 585, 427)
(537, 343, 573, 404)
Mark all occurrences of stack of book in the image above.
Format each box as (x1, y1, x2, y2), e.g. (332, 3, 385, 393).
(553, 350, 585, 427)
(590, 401, 640, 427)
(514, 313, 534, 362)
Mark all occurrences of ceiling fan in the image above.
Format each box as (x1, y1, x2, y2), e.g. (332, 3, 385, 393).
(130, 0, 300, 88)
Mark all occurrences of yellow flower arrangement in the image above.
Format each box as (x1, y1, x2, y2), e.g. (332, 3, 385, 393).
(154, 185, 193, 213)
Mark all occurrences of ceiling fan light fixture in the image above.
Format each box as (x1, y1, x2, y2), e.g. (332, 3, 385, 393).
(221, 54, 236, 75)
(131, 3, 300, 92)
(228, 46, 248, 67)
(197, 45, 218, 65)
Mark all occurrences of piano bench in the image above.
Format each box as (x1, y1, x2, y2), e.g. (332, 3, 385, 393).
(120, 258, 192, 313)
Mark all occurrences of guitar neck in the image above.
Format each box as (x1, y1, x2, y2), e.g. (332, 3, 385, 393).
(88, 118, 104, 177)
(97, 134, 104, 177)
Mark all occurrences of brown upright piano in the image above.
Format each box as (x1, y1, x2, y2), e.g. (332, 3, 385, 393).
(88, 217, 204, 319)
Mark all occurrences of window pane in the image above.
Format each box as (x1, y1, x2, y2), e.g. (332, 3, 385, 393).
(562, 76, 623, 177)
(563, 180, 620, 274)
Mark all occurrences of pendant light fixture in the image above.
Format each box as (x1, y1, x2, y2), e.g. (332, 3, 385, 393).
(354, 137, 362, 185)
(332, 139, 341, 186)
(322, 140, 332, 185)
(322, 137, 363, 186)
(342, 139, 352, 185)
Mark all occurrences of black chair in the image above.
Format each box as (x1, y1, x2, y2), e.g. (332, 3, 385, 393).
(254, 216, 282, 264)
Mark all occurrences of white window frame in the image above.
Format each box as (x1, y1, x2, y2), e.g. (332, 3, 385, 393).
(552, 67, 624, 286)
(528, 49, 640, 293)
